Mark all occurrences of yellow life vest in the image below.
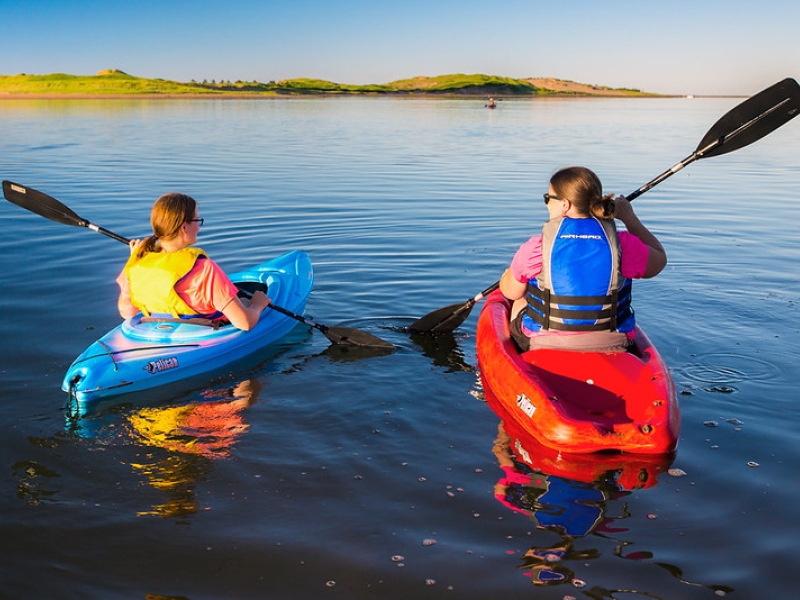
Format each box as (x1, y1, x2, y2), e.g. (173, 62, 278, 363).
(124, 247, 207, 318)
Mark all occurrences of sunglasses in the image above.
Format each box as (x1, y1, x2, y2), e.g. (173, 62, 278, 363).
(543, 193, 563, 205)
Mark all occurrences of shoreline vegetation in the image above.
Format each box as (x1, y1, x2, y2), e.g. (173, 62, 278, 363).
(0, 69, 682, 99)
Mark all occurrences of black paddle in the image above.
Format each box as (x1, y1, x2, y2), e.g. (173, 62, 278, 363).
(409, 77, 800, 334)
(2, 180, 396, 350)
(407, 282, 500, 334)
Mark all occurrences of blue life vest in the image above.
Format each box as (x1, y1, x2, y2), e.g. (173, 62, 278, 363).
(522, 217, 634, 333)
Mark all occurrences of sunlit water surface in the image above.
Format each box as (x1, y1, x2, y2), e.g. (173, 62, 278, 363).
(1, 95, 799, 599)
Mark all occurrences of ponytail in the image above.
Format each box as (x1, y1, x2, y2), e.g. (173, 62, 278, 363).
(135, 235, 161, 259)
(133, 192, 196, 259)
(590, 193, 616, 221)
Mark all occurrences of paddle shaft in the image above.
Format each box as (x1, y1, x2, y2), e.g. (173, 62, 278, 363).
(79, 223, 130, 244)
(628, 78, 800, 201)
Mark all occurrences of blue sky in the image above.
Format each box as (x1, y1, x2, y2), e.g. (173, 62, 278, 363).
(1, 0, 797, 95)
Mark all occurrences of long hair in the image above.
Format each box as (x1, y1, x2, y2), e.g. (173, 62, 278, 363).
(550, 166, 615, 220)
(135, 193, 197, 258)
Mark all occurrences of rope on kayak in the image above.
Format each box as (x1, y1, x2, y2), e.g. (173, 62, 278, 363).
(64, 375, 81, 421)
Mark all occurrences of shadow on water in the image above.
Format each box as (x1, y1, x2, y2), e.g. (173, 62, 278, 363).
(320, 341, 397, 363)
(304, 316, 474, 368)
(13, 458, 61, 507)
(487, 391, 734, 596)
(407, 330, 475, 373)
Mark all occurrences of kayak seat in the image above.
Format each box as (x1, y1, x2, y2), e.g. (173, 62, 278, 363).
(140, 316, 226, 329)
(536, 369, 631, 427)
(524, 349, 655, 427)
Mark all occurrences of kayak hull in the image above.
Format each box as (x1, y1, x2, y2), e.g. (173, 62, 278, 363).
(487, 385, 674, 491)
(62, 250, 313, 414)
(476, 290, 680, 455)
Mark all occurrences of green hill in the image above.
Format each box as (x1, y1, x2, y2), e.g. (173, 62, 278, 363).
(0, 70, 655, 97)
(0, 70, 210, 95)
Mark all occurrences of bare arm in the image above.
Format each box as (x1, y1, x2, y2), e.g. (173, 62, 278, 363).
(117, 239, 144, 319)
(614, 197, 667, 278)
(500, 268, 528, 301)
(118, 289, 139, 319)
(222, 290, 270, 331)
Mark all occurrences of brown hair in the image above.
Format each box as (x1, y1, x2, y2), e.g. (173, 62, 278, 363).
(135, 193, 197, 258)
(550, 166, 615, 220)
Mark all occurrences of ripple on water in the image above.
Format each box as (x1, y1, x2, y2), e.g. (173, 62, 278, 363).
(675, 352, 782, 393)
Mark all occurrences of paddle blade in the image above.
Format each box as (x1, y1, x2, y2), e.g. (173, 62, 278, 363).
(409, 281, 500, 334)
(697, 78, 800, 158)
(408, 301, 475, 334)
(3, 180, 88, 227)
(265, 302, 394, 350)
(322, 326, 396, 350)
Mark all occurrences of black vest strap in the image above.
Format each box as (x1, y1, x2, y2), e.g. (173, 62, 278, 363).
(525, 280, 632, 332)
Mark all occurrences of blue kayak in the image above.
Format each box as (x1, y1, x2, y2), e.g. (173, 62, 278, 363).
(62, 250, 313, 414)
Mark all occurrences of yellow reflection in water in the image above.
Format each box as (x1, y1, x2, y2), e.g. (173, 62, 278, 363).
(128, 378, 262, 518)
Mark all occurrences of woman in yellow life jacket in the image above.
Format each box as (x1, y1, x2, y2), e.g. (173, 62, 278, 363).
(116, 192, 270, 330)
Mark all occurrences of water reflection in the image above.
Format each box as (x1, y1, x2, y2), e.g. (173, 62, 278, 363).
(488, 396, 733, 596)
(320, 341, 397, 363)
(126, 378, 261, 518)
(491, 415, 671, 585)
(129, 379, 260, 458)
(408, 330, 475, 373)
(13, 460, 61, 507)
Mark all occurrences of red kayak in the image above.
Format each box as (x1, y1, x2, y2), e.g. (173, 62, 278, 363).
(487, 385, 674, 490)
(476, 290, 680, 454)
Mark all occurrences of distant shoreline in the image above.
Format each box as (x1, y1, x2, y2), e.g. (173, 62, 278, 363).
(3, 72, 741, 99)
(0, 91, 682, 100)
(1, 72, 683, 99)
(0, 93, 273, 100)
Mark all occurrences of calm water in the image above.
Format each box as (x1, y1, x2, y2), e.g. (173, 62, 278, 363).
(1, 95, 799, 599)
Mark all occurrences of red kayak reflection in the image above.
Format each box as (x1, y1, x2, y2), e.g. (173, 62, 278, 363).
(486, 386, 674, 585)
(486, 383, 674, 495)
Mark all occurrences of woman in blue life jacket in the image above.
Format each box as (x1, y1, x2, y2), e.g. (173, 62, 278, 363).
(499, 166, 667, 352)
(116, 192, 270, 330)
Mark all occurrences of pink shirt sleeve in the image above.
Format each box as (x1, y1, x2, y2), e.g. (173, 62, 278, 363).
(509, 231, 650, 282)
(510, 236, 543, 282)
(175, 257, 240, 316)
(618, 231, 650, 279)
